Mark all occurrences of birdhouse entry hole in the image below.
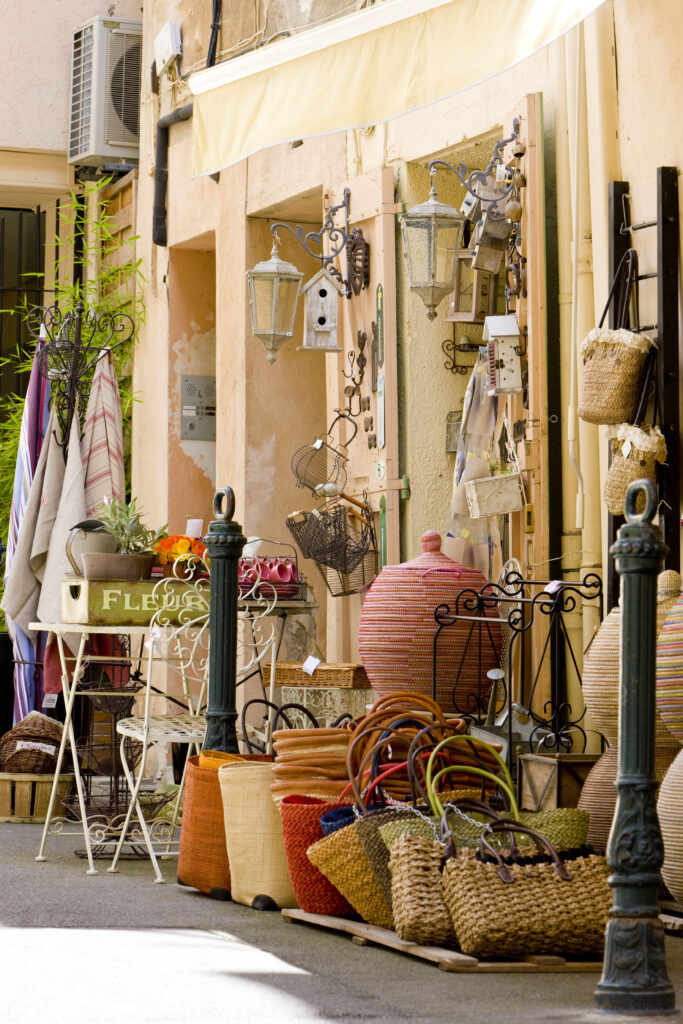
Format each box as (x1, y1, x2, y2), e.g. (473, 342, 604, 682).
(319, 288, 327, 298)
(318, 316, 327, 325)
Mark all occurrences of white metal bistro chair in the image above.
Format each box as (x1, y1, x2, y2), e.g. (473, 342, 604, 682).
(108, 555, 278, 882)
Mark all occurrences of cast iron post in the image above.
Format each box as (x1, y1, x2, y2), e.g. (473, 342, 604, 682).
(202, 487, 246, 753)
(595, 479, 675, 1014)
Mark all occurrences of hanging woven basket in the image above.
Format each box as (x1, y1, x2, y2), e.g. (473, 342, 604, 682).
(578, 327, 654, 425)
(603, 424, 666, 516)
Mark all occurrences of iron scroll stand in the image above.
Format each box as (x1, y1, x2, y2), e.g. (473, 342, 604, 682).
(432, 570, 604, 771)
(27, 300, 134, 457)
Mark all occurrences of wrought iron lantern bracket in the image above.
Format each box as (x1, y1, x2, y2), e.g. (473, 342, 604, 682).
(269, 188, 369, 299)
(427, 118, 521, 222)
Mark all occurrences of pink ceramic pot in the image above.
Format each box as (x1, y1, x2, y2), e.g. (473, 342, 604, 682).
(358, 531, 500, 713)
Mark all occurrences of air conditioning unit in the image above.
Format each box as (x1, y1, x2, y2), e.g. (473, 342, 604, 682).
(68, 16, 142, 167)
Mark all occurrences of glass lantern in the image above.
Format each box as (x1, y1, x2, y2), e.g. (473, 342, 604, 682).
(400, 178, 465, 320)
(246, 239, 304, 363)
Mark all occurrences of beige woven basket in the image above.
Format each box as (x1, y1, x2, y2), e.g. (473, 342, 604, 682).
(603, 425, 666, 516)
(582, 571, 681, 746)
(658, 748, 683, 903)
(578, 327, 653, 425)
(389, 833, 455, 947)
(218, 760, 296, 908)
(274, 662, 370, 688)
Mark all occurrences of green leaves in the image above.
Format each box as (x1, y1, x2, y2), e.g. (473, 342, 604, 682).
(95, 496, 167, 555)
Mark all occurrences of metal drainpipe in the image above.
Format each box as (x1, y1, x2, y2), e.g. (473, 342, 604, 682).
(152, 102, 194, 247)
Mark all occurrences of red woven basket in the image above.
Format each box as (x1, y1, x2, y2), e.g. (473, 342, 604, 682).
(279, 795, 356, 917)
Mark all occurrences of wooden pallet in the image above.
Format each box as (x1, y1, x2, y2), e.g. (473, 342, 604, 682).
(281, 909, 603, 973)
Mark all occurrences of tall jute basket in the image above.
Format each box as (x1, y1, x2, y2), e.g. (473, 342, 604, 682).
(658, 749, 683, 903)
(578, 740, 678, 852)
(218, 759, 296, 910)
(177, 751, 238, 900)
(582, 571, 681, 747)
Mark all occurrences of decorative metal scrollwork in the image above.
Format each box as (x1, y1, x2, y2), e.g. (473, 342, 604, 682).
(270, 188, 369, 299)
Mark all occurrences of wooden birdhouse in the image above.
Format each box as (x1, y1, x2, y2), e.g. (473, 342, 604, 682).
(483, 314, 523, 394)
(299, 268, 345, 352)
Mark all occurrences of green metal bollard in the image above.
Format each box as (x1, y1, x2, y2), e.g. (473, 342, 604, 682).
(202, 487, 246, 753)
(594, 479, 676, 1014)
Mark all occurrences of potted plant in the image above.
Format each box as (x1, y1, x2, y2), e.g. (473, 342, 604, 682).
(82, 496, 167, 581)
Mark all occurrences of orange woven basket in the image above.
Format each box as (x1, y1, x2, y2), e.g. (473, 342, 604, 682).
(177, 754, 233, 900)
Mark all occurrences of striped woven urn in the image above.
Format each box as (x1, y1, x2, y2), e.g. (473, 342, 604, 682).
(656, 575, 683, 745)
(357, 531, 500, 713)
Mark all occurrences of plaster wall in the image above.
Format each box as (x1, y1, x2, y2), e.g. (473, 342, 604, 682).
(0, 0, 141, 154)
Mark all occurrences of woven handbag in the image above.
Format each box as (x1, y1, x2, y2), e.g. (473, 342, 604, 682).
(441, 821, 611, 958)
(389, 833, 455, 946)
(604, 424, 666, 516)
(578, 248, 654, 425)
(218, 759, 297, 910)
(279, 796, 355, 916)
(177, 752, 238, 899)
(307, 822, 394, 929)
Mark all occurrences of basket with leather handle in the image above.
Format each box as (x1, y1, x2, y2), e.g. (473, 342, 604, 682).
(441, 820, 611, 958)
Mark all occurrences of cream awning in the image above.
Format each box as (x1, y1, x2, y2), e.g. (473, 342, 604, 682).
(189, 0, 606, 176)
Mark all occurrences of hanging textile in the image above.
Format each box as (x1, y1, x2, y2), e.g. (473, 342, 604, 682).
(445, 352, 503, 581)
(81, 350, 125, 516)
(3, 352, 50, 722)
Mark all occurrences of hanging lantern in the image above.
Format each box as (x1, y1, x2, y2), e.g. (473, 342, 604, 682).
(400, 177, 464, 320)
(246, 239, 304, 363)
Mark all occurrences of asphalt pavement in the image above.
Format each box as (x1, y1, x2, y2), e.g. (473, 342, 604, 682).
(1, 822, 682, 1024)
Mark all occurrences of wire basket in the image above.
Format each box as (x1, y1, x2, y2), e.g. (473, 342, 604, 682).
(290, 411, 357, 495)
(316, 547, 378, 597)
(76, 736, 143, 778)
(287, 495, 378, 597)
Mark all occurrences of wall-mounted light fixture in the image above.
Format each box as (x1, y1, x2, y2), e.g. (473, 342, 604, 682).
(401, 119, 525, 321)
(247, 189, 370, 362)
(246, 238, 304, 364)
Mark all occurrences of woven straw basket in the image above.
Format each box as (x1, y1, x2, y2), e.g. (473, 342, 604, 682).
(578, 740, 678, 852)
(441, 844, 611, 958)
(389, 833, 455, 946)
(578, 327, 653, 425)
(307, 824, 393, 929)
(656, 588, 683, 744)
(604, 425, 666, 516)
(279, 796, 354, 917)
(177, 752, 237, 899)
(658, 749, 683, 903)
(583, 571, 681, 746)
(218, 759, 296, 909)
(0, 712, 64, 774)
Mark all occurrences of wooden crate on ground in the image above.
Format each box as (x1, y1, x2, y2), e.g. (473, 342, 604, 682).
(0, 772, 74, 822)
(518, 752, 600, 812)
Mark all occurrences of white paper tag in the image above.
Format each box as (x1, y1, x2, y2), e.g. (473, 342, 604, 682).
(312, 439, 324, 450)
(622, 440, 632, 458)
(16, 740, 56, 756)
(42, 693, 58, 709)
(302, 656, 321, 676)
(544, 579, 563, 595)
(185, 518, 204, 539)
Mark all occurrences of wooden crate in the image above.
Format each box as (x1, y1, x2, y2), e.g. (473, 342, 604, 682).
(518, 752, 600, 812)
(61, 577, 207, 626)
(274, 662, 370, 689)
(0, 772, 74, 823)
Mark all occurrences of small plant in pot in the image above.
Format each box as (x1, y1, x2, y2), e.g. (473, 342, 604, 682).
(82, 497, 168, 581)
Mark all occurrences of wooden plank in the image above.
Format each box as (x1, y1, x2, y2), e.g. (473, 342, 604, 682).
(13, 780, 33, 818)
(281, 909, 602, 973)
(0, 778, 12, 818)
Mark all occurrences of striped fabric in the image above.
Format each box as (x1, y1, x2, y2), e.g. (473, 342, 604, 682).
(656, 595, 683, 744)
(4, 349, 50, 722)
(81, 350, 125, 516)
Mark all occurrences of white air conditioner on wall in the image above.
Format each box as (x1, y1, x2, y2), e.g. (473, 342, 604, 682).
(68, 16, 142, 167)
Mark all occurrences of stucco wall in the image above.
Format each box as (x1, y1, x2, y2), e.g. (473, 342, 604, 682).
(0, 0, 141, 154)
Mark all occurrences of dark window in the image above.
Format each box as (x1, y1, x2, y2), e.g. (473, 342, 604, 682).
(0, 207, 45, 398)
